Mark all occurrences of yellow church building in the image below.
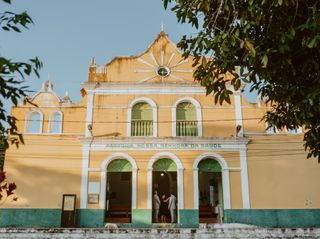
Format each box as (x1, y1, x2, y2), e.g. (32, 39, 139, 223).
(1, 31, 320, 228)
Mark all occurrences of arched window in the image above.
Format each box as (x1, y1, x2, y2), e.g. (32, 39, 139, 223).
(131, 102, 153, 136)
(176, 102, 198, 136)
(25, 111, 43, 134)
(48, 111, 63, 134)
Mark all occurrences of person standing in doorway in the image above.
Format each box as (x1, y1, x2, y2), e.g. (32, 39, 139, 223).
(168, 192, 177, 223)
(153, 190, 161, 223)
(160, 193, 169, 223)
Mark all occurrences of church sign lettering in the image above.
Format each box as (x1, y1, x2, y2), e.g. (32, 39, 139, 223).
(103, 143, 223, 150)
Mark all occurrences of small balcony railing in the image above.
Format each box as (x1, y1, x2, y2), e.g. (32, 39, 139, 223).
(131, 120, 153, 136)
(177, 120, 198, 136)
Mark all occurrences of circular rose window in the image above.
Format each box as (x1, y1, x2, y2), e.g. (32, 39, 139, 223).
(157, 66, 170, 77)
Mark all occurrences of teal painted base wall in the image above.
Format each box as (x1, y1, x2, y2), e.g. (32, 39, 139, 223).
(76, 209, 104, 228)
(131, 209, 151, 227)
(0, 208, 61, 227)
(1, 208, 319, 228)
(0, 208, 105, 228)
(224, 209, 320, 228)
(179, 209, 198, 228)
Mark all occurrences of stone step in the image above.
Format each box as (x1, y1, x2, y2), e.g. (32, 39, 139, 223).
(0, 226, 319, 239)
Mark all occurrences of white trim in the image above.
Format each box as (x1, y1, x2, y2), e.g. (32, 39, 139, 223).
(17, 105, 84, 109)
(93, 105, 258, 109)
(85, 93, 94, 137)
(234, 93, 244, 137)
(150, 53, 160, 66)
(172, 97, 202, 137)
(127, 97, 158, 137)
(86, 87, 206, 95)
(91, 142, 245, 151)
(83, 81, 237, 95)
(47, 110, 63, 134)
(240, 149, 250, 209)
(147, 152, 184, 210)
(80, 146, 90, 208)
(193, 153, 231, 209)
(24, 132, 84, 136)
(100, 153, 138, 210)
(24, 110, 44, 134)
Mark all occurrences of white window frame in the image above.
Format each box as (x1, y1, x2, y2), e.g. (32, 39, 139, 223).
(172, 97, 202, 137)
(127, 97, 158, 137)
(25, 110, 44, 134)
(48, 110, 63, 134)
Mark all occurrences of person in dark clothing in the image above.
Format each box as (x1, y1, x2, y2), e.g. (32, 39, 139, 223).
(159, 194, 169, 223)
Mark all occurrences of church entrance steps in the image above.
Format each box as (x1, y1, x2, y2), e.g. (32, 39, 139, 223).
(0, 226, 319, 239)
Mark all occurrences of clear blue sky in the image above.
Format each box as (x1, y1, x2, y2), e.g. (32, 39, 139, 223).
(1, 0, 256, 106)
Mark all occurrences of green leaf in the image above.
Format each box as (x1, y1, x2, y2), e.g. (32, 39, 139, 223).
(240, 40, 244, 48)
(307, 37, 317, 48)
(261, 54, 268, 67)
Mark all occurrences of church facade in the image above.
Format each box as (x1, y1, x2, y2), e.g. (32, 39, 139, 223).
(1, 32, 320, 228)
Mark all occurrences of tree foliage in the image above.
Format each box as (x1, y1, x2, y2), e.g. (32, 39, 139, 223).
(0, 171, 17, 205)
(163, 0, 320, 161)
(0, 0, 42, 150)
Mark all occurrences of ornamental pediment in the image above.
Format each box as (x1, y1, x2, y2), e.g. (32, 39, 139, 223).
(88, 32, 195, 84)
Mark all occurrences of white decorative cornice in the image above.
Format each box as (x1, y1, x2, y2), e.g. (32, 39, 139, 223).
(82, 82, 246, 95)
(83, 82, 205, 95)
(80, 136, 250, 151)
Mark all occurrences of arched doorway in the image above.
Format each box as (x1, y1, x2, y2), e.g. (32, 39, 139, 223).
(152, 158, 177, 223)
(105, 159, 132, 223)
(198, 158, 223, 223)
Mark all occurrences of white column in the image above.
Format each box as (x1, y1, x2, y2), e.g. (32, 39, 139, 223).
(196, 106, 203, 137)
(177, 168, 184, 209)
(240, 148, 250, 208)
(147, 168, 153, 209)
(152, 106, 158, 137)
(127, 106, 132, 137)
(100, 169, 107, 209)
(222, 169, 231, 209)
(234, 93, 244, 137)
(193, 168, 199, 209)
(132, 168, 137, 209)
(172, 105, 177, 137)
(85, 93, 94, 137)
(80, 145, 90, 208)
